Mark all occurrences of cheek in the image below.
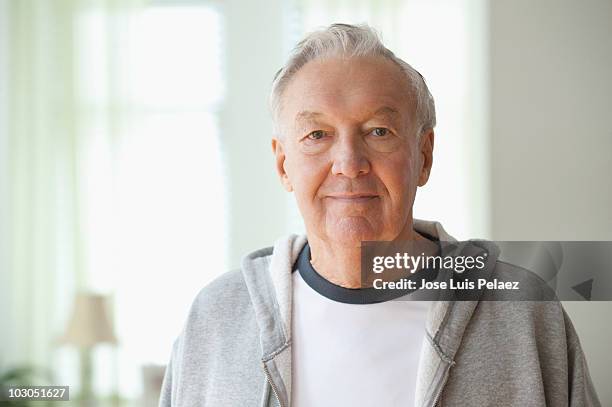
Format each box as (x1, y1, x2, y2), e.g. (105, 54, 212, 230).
(375, 152, 419, 202)
(286, 153, 330, 205)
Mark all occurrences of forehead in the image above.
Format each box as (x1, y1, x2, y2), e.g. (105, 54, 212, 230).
(280, 55, 414, 126)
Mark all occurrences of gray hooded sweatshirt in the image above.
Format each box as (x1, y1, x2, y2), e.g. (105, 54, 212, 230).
(158, 219, 600, 406)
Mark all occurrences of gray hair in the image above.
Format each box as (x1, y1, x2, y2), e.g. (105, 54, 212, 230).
(269, 23, 436, 138)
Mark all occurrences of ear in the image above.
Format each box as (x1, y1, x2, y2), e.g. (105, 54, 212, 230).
(417, 129, 434, 187)
(271, 137, 293, 192)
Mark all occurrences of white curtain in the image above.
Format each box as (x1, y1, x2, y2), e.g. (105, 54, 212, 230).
(1, 0, 98, 372)
(1, 0, 145, 397)
(0, 0, 228, 400)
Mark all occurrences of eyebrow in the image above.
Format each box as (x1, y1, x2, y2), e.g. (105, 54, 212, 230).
(372, 106, 400, 117)
(295, 110, 323, 122)
(294, 106, 400, 122)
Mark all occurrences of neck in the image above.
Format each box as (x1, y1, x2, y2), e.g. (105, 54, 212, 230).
(308, 221, 432, 288)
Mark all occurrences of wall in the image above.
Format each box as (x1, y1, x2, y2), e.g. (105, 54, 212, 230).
(220, 0, 295, 269)
(490, 0, 612, 403)
(0, 0, 9, 362)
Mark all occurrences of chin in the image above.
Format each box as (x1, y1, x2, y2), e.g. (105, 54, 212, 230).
(328, 217, 381, 246)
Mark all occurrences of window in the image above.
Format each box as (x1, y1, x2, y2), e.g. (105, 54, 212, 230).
(73, 4, 227, 398)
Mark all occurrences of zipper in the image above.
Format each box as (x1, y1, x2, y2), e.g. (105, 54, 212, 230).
(262, 361, 284, 407)
(430, 364, 452, 407)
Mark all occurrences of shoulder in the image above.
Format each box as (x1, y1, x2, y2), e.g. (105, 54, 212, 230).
(171, 269, 256, 353)
(471, 260, 567, 337)
(182, 240, 287, 328)
(459, 242, 567, 329)
(482, 258, 563, 313)
(186, 269, 252, 325)
(476, 255, 559, 301)
(172, 268, 261, 361)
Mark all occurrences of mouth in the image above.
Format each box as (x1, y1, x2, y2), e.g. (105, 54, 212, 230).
(326, 194, 380, 203)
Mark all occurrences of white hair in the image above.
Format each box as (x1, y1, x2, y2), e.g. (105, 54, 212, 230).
(269, 23, 436, 138)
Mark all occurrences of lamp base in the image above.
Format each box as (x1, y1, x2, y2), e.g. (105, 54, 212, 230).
(78, 347, 96, 406)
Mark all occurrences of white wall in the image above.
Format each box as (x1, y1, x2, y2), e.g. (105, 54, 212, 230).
(220, 0, 296, 269)
(490, 0, 612, 403)
(0, 0, 9, 362)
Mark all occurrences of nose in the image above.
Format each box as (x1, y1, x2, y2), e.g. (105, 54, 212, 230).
(330, 134, 371, 178)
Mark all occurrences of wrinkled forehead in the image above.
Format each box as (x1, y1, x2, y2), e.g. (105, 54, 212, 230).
(278, 56, 417, 131)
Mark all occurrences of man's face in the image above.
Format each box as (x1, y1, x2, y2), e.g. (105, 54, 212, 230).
(272, 55, 434, 247)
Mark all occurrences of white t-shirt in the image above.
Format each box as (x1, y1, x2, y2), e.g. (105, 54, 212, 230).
(290, 244, 430, 407)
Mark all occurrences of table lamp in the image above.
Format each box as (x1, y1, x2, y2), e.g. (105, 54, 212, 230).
(59, 292, 117, 406)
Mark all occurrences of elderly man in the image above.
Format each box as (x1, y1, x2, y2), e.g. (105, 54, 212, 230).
(159, 24, 600, 406)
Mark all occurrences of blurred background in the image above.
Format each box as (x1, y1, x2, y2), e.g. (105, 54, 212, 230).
(0, 0, 610, 405)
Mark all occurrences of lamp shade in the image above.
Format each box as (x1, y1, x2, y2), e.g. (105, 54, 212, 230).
(59, 292, 118, 347)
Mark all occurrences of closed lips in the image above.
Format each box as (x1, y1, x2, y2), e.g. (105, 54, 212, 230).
(327, 194, 379, 202)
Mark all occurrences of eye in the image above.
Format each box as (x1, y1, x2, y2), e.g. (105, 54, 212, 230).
(306, 130, 326, 140)
(370, 127, 390, 137)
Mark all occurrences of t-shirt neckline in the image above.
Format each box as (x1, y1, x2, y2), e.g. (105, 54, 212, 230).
(292, 233, 440, 304)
